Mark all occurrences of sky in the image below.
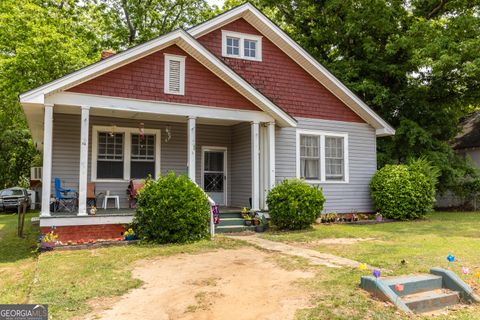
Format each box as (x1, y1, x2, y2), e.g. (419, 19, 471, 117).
(206, 0, 226, 8)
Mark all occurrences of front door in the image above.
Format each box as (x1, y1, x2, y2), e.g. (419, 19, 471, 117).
(202, 148, 227, 205)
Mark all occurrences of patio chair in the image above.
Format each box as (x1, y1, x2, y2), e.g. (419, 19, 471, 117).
(87, 182, 104, 207)
(54, 177, 77, 213)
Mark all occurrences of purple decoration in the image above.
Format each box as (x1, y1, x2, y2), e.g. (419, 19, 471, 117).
(373, 269, 381, 278)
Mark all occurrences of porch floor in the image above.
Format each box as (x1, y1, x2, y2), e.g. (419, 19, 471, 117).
(48, 206, 243, 218)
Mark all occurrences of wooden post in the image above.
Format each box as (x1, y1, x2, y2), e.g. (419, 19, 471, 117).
(17, 202, 27, 237)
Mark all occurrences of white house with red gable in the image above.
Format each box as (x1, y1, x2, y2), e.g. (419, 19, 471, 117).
(20, 3, 394, 241)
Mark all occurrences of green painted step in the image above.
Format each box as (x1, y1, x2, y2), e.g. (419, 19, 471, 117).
(402, 289, 459, 313)
(383, 274, 443, 297)
(215, 225, 256, 233)
(217, 217, 246, 227)
(219, 212, 243, 219)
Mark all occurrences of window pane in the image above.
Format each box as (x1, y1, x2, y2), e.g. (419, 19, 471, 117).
(98, 132, 123, 160)
(204, 152, 224, 172)
(325, 136, 344, 180)
(244, 39, 257, 58)
(131, 161, 155, 179)
(97, 161, 123, 179)
(226, 37, 240, 56)
(300, 134, 320, 180)
(131, 134, 155, 161)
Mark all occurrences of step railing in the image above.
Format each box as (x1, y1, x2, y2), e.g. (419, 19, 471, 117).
(193, 182, 216, 237)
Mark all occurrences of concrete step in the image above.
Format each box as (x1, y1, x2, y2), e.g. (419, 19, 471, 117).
(217, 217, 246, 227)
(402, 289, 460, 313)
(215, 225, 256, 233)
(218, 212, 243, 219)
(383, 274, 443, 296)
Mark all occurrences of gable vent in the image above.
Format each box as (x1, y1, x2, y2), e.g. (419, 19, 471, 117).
(164, 54, 186, 95)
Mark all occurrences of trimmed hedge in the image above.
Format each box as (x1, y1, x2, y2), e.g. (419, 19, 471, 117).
(133, 172, 210, 243)
(266, 179, 325, 230)
(370, 159, 439, 220)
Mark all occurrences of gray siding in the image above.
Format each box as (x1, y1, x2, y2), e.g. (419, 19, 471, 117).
(52, 113, 236, 208)
(230, 123, 251, 207)
(275, 117, 377, 213)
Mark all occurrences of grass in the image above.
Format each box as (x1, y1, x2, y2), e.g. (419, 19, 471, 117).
(262, 211, 480, 319)
(2, 211, 480, 319)
(0, 213, 243, 319)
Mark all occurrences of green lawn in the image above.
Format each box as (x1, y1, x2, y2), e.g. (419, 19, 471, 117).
(0, 213, 243, 319)
(263, 211, 480, 319)
(2, 211, 480, 320)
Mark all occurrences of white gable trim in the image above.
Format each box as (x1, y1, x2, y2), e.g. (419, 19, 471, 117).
(19, 30, 296, 127)
(189, 3, 395, 136)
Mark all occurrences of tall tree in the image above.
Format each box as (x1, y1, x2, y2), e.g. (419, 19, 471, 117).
(224, 0, 480, 191)
(86, 0, 218, 49)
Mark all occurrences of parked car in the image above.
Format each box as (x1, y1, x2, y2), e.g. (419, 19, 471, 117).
(0, 188, 31, 212)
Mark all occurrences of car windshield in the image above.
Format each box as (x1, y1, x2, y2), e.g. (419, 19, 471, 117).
(1, 189, 24, 196)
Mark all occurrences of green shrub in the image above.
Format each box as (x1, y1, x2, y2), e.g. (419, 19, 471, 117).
(370, 159, 439, 220)
(133, 172, 210, 243)
(266, 179, 325, 230)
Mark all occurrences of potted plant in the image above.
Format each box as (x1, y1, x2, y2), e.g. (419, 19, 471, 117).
(123, 228, 136, 241)
(40, 229, 59, 250)
(375, 212, 383, 222)
(242, 207, 253, 226)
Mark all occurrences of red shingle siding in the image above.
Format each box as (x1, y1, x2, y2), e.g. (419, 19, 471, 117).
(68, 45, 260, 111)
(41, 224, 126, 242)
(198, 18, 364, 123)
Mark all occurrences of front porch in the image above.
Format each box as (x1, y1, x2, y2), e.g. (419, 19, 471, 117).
(35, 95, 276, 238)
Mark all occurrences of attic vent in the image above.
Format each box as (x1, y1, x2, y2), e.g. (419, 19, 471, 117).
(164, 54, 186, 95)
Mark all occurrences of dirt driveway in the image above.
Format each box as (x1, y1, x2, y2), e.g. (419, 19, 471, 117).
(88, 248, 314, 320)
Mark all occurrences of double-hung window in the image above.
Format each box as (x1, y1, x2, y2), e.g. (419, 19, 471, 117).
(297, 130, 349, 183)
(131, 134, 156, 179)
(221, 30, 262, 61)
(92, 126, 160, 181)
(97, 132, 124, 179)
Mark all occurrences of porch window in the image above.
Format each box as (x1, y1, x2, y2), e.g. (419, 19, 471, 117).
(130, 134, 155, 179)
(97, 132, 124, 179)
(92, 126, 161, 181)
(297, 130, 349, 183)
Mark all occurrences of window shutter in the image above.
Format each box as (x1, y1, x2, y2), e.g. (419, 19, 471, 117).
(168, 59, 181, 93)
(164, 54, 185, 95)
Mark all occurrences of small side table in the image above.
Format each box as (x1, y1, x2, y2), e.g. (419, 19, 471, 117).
(103, 195, 120, 210)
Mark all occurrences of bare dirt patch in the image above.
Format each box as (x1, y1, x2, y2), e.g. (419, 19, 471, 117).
(87, 248, 314, 320)
(295, 237, 376, 246)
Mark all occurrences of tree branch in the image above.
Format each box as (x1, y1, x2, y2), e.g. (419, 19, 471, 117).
(427, 0, 448, 19)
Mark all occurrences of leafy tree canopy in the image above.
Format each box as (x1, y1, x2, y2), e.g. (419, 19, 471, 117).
(225, 0, 480, 192)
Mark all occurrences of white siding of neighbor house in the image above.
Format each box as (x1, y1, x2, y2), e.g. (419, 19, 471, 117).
(51, 113, 235, 208)
(275, 117, 377, 213)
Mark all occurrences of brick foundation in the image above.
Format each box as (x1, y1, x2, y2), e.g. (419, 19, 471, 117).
(40, 224, 126, 242)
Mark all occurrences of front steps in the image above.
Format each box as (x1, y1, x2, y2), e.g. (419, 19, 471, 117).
(360, 268, 480, 314)
(215, 212, 256, 233)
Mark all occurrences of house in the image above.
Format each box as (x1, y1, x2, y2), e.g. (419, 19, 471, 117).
(437, 110, 480, 208)
(19, 3, 394, 240)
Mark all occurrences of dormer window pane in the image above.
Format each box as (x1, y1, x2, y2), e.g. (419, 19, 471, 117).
(244, 39, 257, 58)
(226, 37, 240, 56)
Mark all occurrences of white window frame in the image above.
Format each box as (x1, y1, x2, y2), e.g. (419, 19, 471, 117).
(164, 54, 186, 95)
(221, 30, 262, 61)
(201, 146, 228, 206)
(91, 125, 161, 182)
(296, 129, 349, 184)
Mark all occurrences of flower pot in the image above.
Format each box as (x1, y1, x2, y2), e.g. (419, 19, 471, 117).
(375, 215, 383, 222)
(244, 220, 252, 226)
(124, 235, 136, 241)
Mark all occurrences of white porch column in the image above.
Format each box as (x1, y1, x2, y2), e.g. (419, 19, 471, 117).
(187, 116, 196, 181)
(78, 106, 90, 216)
(41, 104, 54, 217)
(267, 122, 276, 190)
(251, 121, 260, 210)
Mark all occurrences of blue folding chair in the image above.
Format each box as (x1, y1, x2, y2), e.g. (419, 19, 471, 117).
(54, 177, 78, 213)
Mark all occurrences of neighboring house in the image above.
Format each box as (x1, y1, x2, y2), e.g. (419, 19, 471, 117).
(19, 3, 394, 240)
(437, 111, 480, 208)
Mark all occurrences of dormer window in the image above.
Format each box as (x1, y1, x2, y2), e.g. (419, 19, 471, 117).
(222, 31, 262, 61)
